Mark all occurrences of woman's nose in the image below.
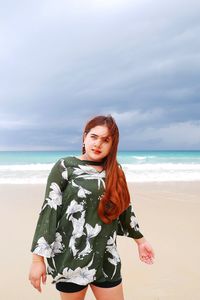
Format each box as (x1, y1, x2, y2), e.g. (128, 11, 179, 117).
(94, 139, 101, 147)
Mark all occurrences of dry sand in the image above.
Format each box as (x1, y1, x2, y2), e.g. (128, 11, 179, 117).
(0, 182, 200, 300)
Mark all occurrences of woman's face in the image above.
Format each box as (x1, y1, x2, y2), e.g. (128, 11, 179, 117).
(83, 125, 112, 161)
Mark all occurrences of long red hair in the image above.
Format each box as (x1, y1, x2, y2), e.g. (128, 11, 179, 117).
(82, 115, 130, 224)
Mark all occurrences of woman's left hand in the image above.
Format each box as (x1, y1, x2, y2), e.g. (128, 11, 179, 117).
(137, 239, 155, 264)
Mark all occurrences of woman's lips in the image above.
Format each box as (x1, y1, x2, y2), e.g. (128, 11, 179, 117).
(93, 149, 101, 154)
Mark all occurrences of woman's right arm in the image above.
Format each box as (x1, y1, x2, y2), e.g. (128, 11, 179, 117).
(32, 253, 44, 262)
(30, 158, 68, 258)
(28, 158, 68, 292)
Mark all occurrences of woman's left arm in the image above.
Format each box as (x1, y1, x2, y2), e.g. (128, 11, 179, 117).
(134, 237, 155, 264)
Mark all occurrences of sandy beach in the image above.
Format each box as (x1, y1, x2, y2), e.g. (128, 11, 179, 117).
(1, 182, 200, 300)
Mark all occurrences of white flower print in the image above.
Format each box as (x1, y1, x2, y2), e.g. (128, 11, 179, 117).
(77, 240, 92, 259)
(78, 224, 102, 258)
(71, 180, 92, 198)
(73, 165, 96, 176)
(52, 232, 65, 254)
(102, 269, 109, 278)
(69, 211, 86, 256)
(47, 265, 55, 275)
(60, 159, 68, 180)
(69, 211, 85, 256)
(33, 232, 65, 258)
(105, 232, 121, 279)
(66, 200, 84, 220)
(85, 223, 102, 239)
(73, 165, 105, 190)
(42, 182, 62, 211)
(71, 212, 86, 237)
(52, 255, 96, 285)
(69, 236, 78, 256)
(130, 215, 139, 230)
(66, 201, 86, 257)
(32, 237, 53, 258)
(129, 205, 140, 231)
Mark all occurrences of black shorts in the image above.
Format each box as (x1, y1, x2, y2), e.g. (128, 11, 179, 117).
(55, 278, 122, 293)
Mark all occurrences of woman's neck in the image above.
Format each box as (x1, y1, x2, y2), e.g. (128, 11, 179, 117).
(80, 154, 102, 162)
(77, 154, 105, 165)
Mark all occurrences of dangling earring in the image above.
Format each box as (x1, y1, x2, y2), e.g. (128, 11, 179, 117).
(82, 143, 86, 154)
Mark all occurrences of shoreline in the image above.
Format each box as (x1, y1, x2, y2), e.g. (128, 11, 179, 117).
(1, 182, 200, 299)
(0, 179, 200, 185)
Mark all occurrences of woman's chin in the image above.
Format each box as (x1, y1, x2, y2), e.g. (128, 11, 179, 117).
(87, 151, 105, 161)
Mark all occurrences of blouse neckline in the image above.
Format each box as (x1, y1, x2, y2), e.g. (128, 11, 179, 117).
(72, 156, 105, 174)
(73, 156, 105, 166)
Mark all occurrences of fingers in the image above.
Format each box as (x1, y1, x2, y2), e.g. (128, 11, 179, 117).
(146, 245, 155, 258)
(42, 274, 47, 285)
(28, 273, 45, 293)
(140, 254, 154, 264)
(35, 279, 42, 292)
(144, 244, 155, 260)
(29, 278, 42, 293)
(28, 260, 47, 292)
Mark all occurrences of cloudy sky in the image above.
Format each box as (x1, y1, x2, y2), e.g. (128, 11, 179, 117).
(1, 0, 200, 151)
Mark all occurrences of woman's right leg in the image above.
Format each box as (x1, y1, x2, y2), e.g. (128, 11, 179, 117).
(59, 286, 88, 300)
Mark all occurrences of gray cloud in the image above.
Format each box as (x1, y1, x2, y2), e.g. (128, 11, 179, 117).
(0, 0, 200, 150)
(131, 121, 200, 150)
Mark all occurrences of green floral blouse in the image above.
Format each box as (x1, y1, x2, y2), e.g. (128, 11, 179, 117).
(30, 156, 143, 286)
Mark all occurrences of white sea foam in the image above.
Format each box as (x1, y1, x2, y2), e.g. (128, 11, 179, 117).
(0, 178, 47, 184)
(132, 155, 156, 160)
(0, 162, 200, 183)
(132, 156, 147, 160)
(122, 163, 200, 182)
(0, 164, 51, 184)
(0, 163, 53, 171)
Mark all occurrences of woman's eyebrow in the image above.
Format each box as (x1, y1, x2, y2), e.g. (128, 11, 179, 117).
(90, 133, 110, 139)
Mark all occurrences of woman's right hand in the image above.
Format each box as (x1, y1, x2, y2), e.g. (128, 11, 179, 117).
(28, 261, 47, 293)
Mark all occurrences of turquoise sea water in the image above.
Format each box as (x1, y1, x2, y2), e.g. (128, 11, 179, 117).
(0, 150, 200, 183)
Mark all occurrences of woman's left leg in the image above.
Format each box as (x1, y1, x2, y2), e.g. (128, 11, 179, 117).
(90, 282, 124, 300)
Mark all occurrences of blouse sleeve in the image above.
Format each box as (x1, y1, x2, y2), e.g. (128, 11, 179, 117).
(117, 202, 144, 239)
(117, 163, 143, 239)
(30, 158, 68, 258)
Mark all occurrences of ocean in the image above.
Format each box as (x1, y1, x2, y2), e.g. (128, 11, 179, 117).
(0, 150, 200, 184)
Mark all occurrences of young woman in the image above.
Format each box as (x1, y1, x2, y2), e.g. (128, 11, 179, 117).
(28, 115, 155, 300)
